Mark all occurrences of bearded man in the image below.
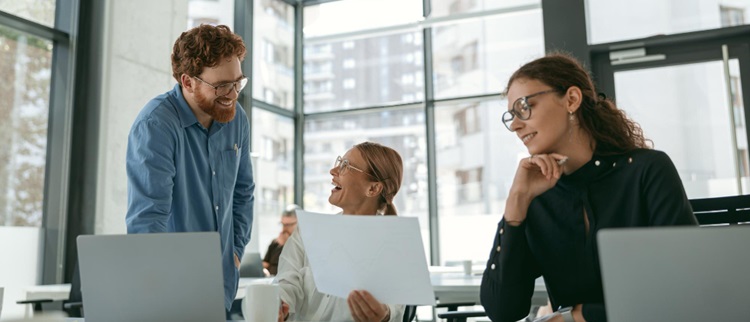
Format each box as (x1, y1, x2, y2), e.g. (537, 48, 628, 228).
(125, 24, 254, 314)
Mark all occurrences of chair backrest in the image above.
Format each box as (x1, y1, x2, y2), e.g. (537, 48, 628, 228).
(239, 252, 264, 277)
(63, 261, 83, 317)
(402, 305, 417, 322)
(689, 195, 750, 226)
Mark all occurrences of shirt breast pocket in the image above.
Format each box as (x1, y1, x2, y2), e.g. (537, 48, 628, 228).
(220, 148, 241, 192)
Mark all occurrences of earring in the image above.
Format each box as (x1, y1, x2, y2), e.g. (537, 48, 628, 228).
(568, 111, 575, 122)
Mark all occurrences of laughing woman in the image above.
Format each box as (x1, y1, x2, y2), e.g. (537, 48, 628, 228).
(275, 141, 405, 322)
(481, 53, 698, 322)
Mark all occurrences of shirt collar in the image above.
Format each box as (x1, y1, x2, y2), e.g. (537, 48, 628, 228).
(170, 84, 201, 128)
(170, 84, 227, 132)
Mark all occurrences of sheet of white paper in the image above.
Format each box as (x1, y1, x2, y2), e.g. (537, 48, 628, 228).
(296, 210, 435, 305)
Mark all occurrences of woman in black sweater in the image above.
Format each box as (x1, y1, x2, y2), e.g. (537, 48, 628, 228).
(480, 53, 698, 322)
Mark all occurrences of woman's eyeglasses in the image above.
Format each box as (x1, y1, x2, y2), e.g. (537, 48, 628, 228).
(501, 89, 558, 131)
(334, 156, 375, 178)
(334, 156, 367, 176)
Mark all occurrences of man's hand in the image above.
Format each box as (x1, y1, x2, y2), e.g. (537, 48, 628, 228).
(234, 253, 241, 269)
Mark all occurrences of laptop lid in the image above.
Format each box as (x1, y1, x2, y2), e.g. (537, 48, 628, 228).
(597, 226, 750, 322)
(77, 232, 225, 322)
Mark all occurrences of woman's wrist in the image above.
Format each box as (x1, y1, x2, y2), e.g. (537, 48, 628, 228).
(380, 305, 390, 322)
(504, 191, 532, 225)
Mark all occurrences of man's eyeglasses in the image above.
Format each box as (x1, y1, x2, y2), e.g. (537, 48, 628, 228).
(280, 221, 297, 228)
(334, 156, 374, 178)
(501, 89, 558, 131)
(193, 76, 248, 97)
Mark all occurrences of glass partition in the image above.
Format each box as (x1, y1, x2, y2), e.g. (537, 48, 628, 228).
(587, 0, 750, 44)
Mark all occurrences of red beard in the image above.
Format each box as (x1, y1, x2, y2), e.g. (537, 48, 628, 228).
(194, 89, 236, 123)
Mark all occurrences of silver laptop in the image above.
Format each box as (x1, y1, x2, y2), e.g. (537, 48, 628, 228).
(77, 232, 226, 322)
(597, 226, 750, 322)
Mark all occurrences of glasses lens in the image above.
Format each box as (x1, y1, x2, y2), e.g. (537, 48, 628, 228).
(238, 78, 248, 92)
(334, 156, 342, 168)
(514, 99, 531, 120)
(501, 111, 514, 131)
(334, 156, 348, 174)
(216, 83, 234, 96)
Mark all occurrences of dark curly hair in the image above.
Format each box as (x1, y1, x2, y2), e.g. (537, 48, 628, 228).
(507, 53, 651, 155)
(171, 24, 247, 82)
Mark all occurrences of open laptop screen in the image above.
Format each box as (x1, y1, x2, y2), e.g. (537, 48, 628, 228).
(77, 232, 226, 322)
(597, 226, 750, 322)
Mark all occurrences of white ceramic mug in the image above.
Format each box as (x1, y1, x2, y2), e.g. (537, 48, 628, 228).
(462, 260, 473, 275)
(242, 283, 281, 322)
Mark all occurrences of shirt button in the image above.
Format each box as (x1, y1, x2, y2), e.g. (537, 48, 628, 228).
(215, 205, 219, 211)
(499, 228, 504, 235)
(496, 246, 501, 252)
(212, 170, 216, 176)
(490, 263, 496, 270)
(613, 162, 616, 167)
(628, 157, 633, 163)
(595, 160, 601, 166)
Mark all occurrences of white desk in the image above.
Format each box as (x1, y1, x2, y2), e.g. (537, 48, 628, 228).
(24, 284, 71, 302)
(22, 277, 273, 303)
(23, 274, 546, 306)
(431, 272, 547, 305)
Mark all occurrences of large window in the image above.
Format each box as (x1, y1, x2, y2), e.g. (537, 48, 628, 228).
(300, 0, 546, 264)
(304, 32, 424, 112)
(434, 99, 527, 263)
(429, 0, 538, 17)
(0, 0, 56, 27)
(303, 0, 422, 38)
(252, 108, 295, 258)
(431, 7, 544, 99)
(253, 0, 294, 110)
(586, 0, 750, 44)
(0, 26, 52, 227)
(303, 0, 424, 112)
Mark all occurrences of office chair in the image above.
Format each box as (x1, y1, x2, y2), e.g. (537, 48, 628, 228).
(239, 252, 264, 277)
(690, 195, 750, 226)
(402, 305, 417, 322)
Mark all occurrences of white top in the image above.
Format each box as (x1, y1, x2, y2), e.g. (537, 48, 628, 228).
(276, 226, 405, 322)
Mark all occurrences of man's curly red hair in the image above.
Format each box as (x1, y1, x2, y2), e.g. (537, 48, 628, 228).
(171, 24, 247, 82)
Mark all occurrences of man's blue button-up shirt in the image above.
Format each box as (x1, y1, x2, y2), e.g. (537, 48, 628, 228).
(126, 84, 254, 310)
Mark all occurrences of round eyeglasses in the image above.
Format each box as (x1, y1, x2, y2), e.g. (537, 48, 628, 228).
(501, 89, 558, 131)
(193, 76, 248, 97)
(334, 156, 375, 178)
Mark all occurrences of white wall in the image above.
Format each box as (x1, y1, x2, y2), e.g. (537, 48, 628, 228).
(95, 0, 189, 235)
(0, 227, 41, 319)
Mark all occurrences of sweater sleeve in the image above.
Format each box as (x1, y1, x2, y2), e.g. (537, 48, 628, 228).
(642, 151, 699, 226)
(480, 219, 541, 322)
